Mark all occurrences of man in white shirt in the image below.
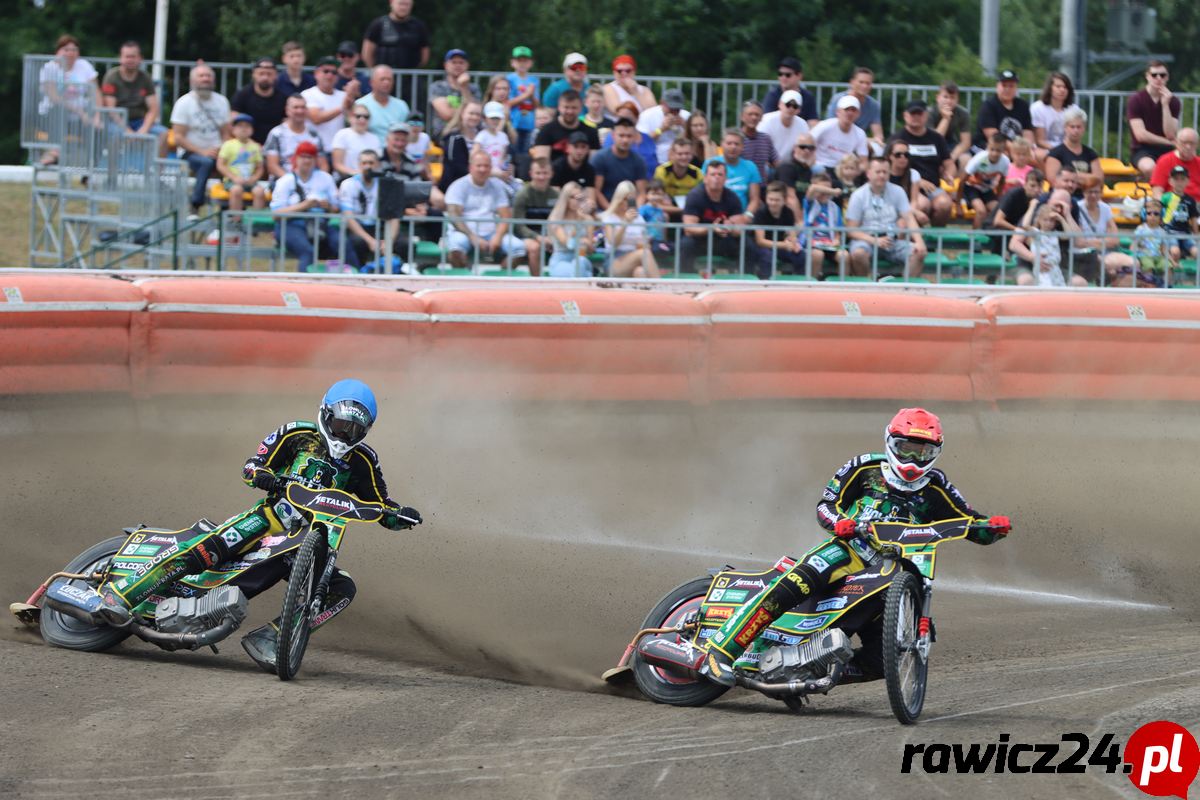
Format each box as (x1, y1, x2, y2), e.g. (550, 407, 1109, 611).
(845, 156, 927, 277)
(757, 90, 810, 164)
(170, 63, 231, 213)
(444, 149, 526, 268)
(301, 56, 352, 151)
(809, 95, 869, 170)
(637, 88, 691, 165)
(270, 140, 343, 271)
(264, 94, 328, 179)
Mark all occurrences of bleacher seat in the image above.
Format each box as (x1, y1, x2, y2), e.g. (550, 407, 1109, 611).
(1100, 158, 1138, 178)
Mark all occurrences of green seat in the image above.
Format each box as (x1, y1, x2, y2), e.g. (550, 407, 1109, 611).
(923, 252, 956, 269)
(932, 230, 988, 248)
(880, 276, 931, 284)
(772, 274, 816, 281)
(422, 266, 473, 276)
(662, 271, 703, 279)
(481, 269, 529, 277)
(955, 252, 1009, 272)
(940, 277, 989, 285)
(712, 272, 753, 279)
(826, 275, 873, 282)
(414, 241, 442, 262)
(1178, 259, 1197, 276)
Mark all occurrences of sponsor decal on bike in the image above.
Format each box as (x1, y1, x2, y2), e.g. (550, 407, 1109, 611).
(900, 723, 1199, 795)
(841, 584, 865, 594)
(822, 488, 838, 501)
(731, 578, 766, 591)
(312, 494, 355, 512)
(285, 421, 298, 431)
(808, 555, 831, 572)
(220, 529, 243, 547)
(845, 572, 881, 582)
(55, 583, 97, 603)
(793, 614, 831, 632)
(310, 597, 351, 628)
(849, 538, 876, 562)
(257, 444, 269, 455)
(244, 549, 269, 562)
(240, 516, 268, 535)
(899, 526, 938, 539)
(817, 545, 845, 562)
(773, 556, 797, 572)
(147, 535, 177, 545)
(816, 596, 849, 612)
(734, 608, 774, 647)
(761, 629, 802, 645)
(111, 561, 143, 571)
(783, 572, 809, 593)
(194, 543, 218, 568)
(130, 533, 145, 544)
(698, 628, 715, 640)
(715, 577, 729, 589)
(260, 535, 287, 547)
(265, 431, 278, 445)
(122, 543, 158, 556)
(708, 588, 749, 603)
(704, 606, 733, 620)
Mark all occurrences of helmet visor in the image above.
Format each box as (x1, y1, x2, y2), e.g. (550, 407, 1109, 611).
(892, 437, 940, 463)
(323, 400, 371, 446)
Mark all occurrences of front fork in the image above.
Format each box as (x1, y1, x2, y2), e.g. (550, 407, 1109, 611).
(915, 581, 934, 663)
(311, 522, 339, 616)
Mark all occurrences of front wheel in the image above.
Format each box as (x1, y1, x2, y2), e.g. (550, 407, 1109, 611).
(40, 536, 131, 652)
(630, 576, 729, 707)
(882, 570, 928, 724)
(276, 528, 323, 681)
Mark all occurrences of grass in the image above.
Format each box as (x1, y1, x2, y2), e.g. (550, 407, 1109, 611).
(0, 183, 30, 268)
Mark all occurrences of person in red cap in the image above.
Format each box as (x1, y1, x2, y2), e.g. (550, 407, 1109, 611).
(693, 408, 1012, 687)
(603, 55, 656, 117)
(270, 139, 345, 271)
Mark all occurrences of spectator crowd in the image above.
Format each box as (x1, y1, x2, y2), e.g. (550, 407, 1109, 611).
(33, 14, 1199, 285)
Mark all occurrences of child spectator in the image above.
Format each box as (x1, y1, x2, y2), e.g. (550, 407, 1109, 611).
(507, 46, 539, 156)
(1132, 198, 1174, 280)
(639, 179, 674, 252)
(1004, 138, 1035, 194)
(217, 114, 267, 215)
(753, 181, 803, 277)
(832, 153, 864, 209)
(1162, 165, 1200, 260)
(404, 112, 432, 165)
(1011, 201, 1086, 286)
(963, 134, 1011, 228)
(581, 86, 613, 132)
(477, 101, 516, 188)
(801, 172, 846, 276)
(278, 41, 315, 97)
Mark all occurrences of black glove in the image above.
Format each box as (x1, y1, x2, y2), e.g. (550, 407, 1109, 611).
(383, 506, 422, 530)
(252, 471, 285, 494)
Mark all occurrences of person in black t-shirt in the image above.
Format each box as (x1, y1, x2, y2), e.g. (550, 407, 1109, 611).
(551, 131, 598, 202)
(753, 181, 804, 277)
(680, 161, 750, 273)
(889, 100, 954, 226)
(1044, 108, 1101, 193)
(532, 91, 600, 161)
(231, 58, 289, 145)
(361, 0, 431, 70)
(987, 169, 1044, 255)
(972, 70, 1035, 152)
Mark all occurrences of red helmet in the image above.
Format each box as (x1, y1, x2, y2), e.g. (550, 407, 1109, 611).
(883, 408, 943, 490)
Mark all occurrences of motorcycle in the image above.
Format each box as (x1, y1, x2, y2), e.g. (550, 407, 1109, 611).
(9, 484, 394, 681)
(602, 517, 987, 724)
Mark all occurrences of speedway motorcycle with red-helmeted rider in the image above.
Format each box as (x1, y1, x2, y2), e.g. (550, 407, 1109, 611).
(605, 408, 1012, 723)
(10, 379, 422, 680)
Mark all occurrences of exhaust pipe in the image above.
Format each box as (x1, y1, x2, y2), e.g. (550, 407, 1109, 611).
(127, 617, 240, 651)
(738, 662, 845, 696)
(44, 597, 99, 626)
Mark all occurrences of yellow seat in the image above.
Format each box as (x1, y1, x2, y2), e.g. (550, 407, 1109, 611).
(1100, 158, 1138, 178)
(426, 143, 444, 183)
(209, 183, 271, 203)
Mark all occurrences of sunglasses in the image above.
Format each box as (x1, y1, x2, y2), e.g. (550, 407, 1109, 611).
(317, 68, 336, 74)
(795, 144, 815, 150)
(1150, 71, 1169, 78)
(1146, 210, 1162, 216)
(785, 102, 800, 110)
(891, 152, 910, 158)
(778, 71, 795, 77)
(569, 64, 587, 71)
(615, 68, 633, 74)
(353, 113, 370, 119)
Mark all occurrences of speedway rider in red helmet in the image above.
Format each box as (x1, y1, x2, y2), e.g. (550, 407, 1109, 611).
(696, 407, 1011, 687)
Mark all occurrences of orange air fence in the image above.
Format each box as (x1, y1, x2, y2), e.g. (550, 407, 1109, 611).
(3, 274, 1200, 403)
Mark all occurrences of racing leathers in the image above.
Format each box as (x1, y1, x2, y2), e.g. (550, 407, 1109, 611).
(99, 421, 415, 632)
(700, 453, 1003, 686)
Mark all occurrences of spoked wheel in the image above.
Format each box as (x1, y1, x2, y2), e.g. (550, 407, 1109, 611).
(882, 570, 928, 724)
(40, 536, 132, 652)
(630, 576, 729, 707)
(276, 528, 323, 681)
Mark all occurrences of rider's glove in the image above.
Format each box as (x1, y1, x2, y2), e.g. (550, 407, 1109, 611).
(251, 470, 282, 493)
(833, 518, 857, 539)
(987, 515, 1011, 536)
(383, 506, 422, 531)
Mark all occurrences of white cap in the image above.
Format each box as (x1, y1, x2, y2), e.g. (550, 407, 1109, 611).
(780, 89, 803, 107)
(483, 101, 506, 119)
(836, 95, 861, 111)
(563, 52, 587, 69)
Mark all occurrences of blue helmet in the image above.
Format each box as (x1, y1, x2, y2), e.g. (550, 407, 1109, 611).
(318, 379, 377, 459)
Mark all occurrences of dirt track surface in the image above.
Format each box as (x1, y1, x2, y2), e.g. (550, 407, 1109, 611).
(1, 398, 1198, 798)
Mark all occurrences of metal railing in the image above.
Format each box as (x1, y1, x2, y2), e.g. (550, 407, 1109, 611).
(23, 54, 1200, 163)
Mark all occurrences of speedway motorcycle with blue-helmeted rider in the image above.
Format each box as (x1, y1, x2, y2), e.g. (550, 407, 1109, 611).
(603, 408, 1012, 724)
(10, 380, 422, 680)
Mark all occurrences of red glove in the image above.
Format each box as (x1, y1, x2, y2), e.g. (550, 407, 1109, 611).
(834, 519, 857, 539)
(988, 515, 1011, 535)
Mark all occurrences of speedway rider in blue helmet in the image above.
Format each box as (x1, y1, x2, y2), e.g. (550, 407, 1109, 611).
(97, 379, 422, 670)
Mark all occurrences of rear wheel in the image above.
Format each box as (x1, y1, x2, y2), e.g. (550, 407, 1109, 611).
(630, 576, 729, 707)
(276, 528, 323, 681)
(882, 570, 928, 724)
(41, 536, 131, 652)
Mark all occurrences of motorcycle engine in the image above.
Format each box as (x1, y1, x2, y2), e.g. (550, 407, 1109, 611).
(155, 586, 248, 634)
(759, 629, 855, 682)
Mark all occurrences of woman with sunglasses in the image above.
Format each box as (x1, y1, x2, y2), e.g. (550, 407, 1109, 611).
(603, 55, 656, 117)
(546, 181, 599, 277)
(331, 104, 383, 181)
(884, 140, 924, 225)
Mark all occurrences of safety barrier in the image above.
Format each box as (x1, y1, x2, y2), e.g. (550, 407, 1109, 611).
(4, 273, 1200, 403)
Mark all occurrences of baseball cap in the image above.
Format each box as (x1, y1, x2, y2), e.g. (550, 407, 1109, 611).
(483, 101, 506, 119)
(252, 57, 277, 70)
(662, 88, 687, 110)
(388, 121, 411, 134)
(998, 69, 1018, 82)
(232, 113, 254, 125)
(836, 95, 861, 111)
(336, 40, 358, 56)
(407, 112, 425, 126)
(777, 57, 803, 73)
(444, 48, 468, 62)
(568, 130, 591, 145)
(1171, 165, 1188, 177)
(294, 141, 318, 157)
(315, 56, 339, 69)
(905, 99, 929, 113)
(613, 55, 636, 71)
(564, 52, 587, 70)
(780, 89, 803, 107)
(512, 45, 533, 59)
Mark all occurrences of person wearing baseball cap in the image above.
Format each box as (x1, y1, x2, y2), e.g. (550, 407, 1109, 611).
(360, 0, 430, 72)
(1159, 161, 1200, 261)
(757, 88, 810, 163)
(333, 40, 371, 95)
(429, 47, 479, 139)
(270, 137, 344, 271)
(637, 87, 692, 165)
(888, 97, 955, 226)
(543, 52, 590, 112)
(217, 113, 267, 214)
(808, 94, 869, 170)
(763, 57, 818, 126)
(231, 56, 288, 145)
(508, 46, 540, 156)
(604, 54, 656, 117)
(972, 68, 1034, 153)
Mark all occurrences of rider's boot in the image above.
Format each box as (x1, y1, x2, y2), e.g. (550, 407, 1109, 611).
(95, 531, 231, 626)
(699, 564, 820, 687)
(240, 569, 357, 672)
